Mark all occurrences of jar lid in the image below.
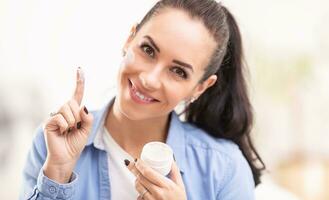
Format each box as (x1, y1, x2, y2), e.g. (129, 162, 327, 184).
(141, 142, 173, 167)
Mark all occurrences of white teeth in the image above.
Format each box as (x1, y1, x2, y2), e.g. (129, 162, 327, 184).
(133, 87, 154, 102)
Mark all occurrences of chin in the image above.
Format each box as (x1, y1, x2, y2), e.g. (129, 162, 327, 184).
(116, 98, 150, 121)
(119, 100, 173, 122)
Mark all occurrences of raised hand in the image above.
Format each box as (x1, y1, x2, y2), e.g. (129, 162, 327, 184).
(42, 67, 94, 183)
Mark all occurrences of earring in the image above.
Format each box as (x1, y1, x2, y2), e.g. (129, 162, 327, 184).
(190, 97, 197, 103)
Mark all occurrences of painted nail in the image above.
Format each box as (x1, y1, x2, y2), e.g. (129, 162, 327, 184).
(124, 159, 130, 166)
(84, 106, 89, 114)
(77, 121, 81, 129)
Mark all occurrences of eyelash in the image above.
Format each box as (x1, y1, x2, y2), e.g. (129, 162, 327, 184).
(139, 43, 189, 79)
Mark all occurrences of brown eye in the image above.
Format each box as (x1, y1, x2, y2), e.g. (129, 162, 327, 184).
(171, 67, 188, 79)
(140, 44, 155, 58)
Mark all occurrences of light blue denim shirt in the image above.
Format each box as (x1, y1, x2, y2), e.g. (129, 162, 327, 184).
(20, 98, 255, 200)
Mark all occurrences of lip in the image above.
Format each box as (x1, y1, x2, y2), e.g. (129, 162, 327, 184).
(128, 79, 159, 104)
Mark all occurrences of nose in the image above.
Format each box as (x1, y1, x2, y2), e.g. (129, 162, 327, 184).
(138, 66, 162, 91)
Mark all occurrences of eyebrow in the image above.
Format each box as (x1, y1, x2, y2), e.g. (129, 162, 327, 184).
(144, 35, 160, 53)
(173, 59, 194, 72)
(143, 35, 194, 73)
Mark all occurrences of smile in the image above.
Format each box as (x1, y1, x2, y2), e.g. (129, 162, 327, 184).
(128, 79, 159, 104)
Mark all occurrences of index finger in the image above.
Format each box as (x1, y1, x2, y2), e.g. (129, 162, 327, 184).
(72, 67, 85, 105)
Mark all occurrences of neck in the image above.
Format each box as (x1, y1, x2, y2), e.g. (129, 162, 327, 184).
(104, 99, 170, 158)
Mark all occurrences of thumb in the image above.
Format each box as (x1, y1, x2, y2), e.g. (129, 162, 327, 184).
(79, 106, 93, 136)
(169, 161, 185, 188)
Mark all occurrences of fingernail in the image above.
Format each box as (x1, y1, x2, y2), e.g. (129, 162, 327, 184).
(84, 106, 89, 114)
(68, 127, 72, 133)
(124, 159, 130, 166)
(77, 121, 81, 129)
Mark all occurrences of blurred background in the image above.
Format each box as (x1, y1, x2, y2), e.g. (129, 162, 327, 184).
(0, 0, 328, 199)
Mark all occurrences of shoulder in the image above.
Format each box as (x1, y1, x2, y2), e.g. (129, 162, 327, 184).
(181, 122, 255, 197)
(182, 122, 250, 171)
(182, 121, 240, 156)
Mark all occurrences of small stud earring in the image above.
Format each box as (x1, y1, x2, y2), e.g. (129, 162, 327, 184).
(190, 97, 197, 103)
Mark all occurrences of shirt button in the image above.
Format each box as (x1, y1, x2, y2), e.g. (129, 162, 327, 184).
(64, 188, 71, 195)
(49, 186, 56, 194)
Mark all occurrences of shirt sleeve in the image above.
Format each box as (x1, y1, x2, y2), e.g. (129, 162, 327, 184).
(19, 125, 79, 200)
(216, 145, 255, 200)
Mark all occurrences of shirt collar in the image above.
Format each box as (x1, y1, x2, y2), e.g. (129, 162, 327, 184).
(86, 97, 186, 173)
(165, 111, 186, 173)
(86, 98, 114, 146)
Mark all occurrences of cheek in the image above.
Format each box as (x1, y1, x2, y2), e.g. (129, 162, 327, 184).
(118, 48, 137, 82)
(121, 48, 135, 67)
(165, 84, 188, 104)
(120, 47, 149, 74)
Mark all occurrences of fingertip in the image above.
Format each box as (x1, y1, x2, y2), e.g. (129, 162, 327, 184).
(83, 106, 89, 115)
(124, 159, 130, 166)
(80, 106, 89, 117)
(77, 67, 85, 82)
(73, 67, 85, 105)
(170, 161, 180, 176)
(134, 159, 142, 170)
(171, 160, 177, 169)
(124, 159, 135, 171)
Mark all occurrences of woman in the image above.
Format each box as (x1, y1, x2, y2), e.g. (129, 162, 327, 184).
(20, 0, 265, 199)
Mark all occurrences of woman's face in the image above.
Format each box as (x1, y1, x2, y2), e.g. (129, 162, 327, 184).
(116, 8, 217, 120)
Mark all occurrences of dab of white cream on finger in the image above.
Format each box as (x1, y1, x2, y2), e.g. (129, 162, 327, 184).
(77, 67, 85, 82)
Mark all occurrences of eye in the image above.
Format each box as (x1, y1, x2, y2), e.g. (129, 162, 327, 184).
(171, 67, 188, 79)
(140, 43, 155, 58)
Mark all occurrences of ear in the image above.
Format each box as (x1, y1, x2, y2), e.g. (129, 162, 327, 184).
(191, 75, 217, 100)
(123, 23, 139, 53)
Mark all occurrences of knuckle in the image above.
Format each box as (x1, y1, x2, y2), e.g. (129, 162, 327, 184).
(58, 105, 66, 114)
(68, 99, 75, 105)
(59, 116, 68, 127)
(64, 100, 72, 108)
(67, 117, 75, 127)
(62, 124, 69, 132)
(69, 99, 79, 108)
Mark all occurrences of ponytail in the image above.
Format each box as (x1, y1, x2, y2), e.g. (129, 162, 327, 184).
(185, 6, 265, 186)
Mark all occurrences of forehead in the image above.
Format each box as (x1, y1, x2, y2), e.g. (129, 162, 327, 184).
(137, 8, 217, 72)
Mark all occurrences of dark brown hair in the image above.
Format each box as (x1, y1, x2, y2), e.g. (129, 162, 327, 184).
(135, 0, 265, 186)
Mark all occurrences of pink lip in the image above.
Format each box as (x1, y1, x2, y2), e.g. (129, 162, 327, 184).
(128, 79, 159, 104)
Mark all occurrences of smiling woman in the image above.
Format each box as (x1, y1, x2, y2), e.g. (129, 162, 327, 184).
(19, 0, 264, 200)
